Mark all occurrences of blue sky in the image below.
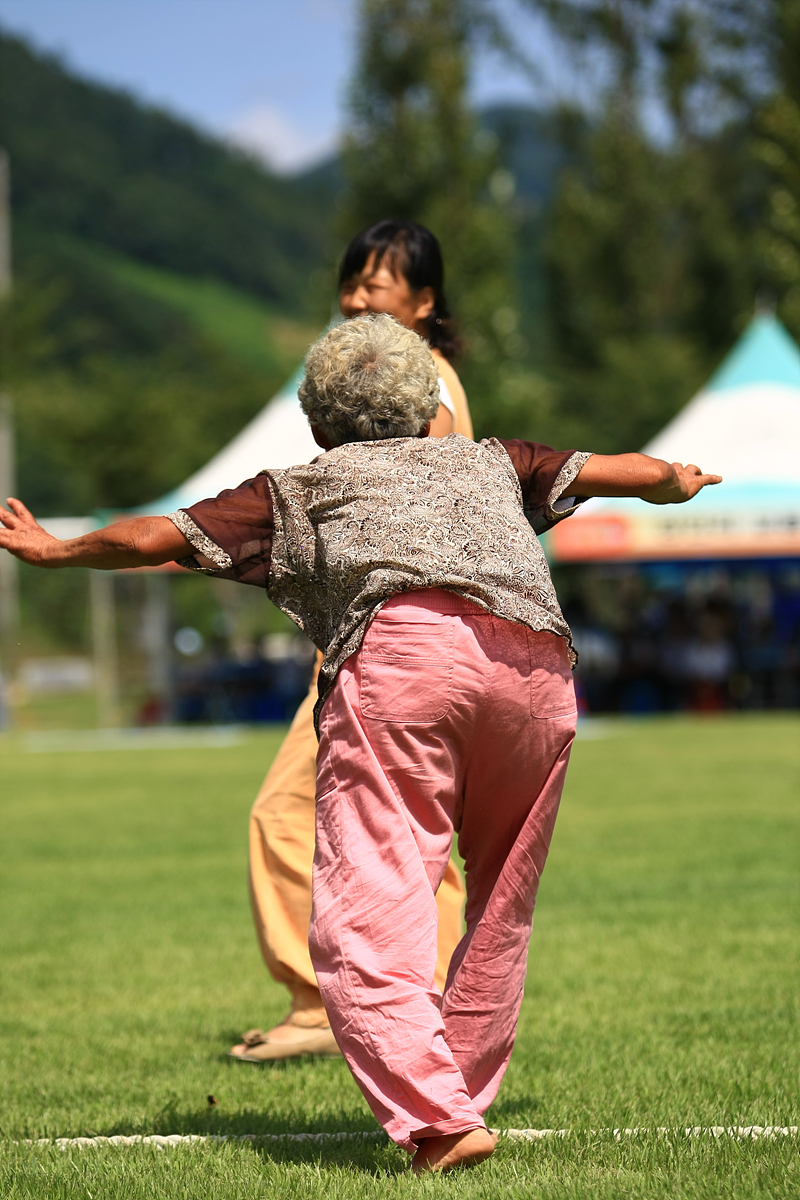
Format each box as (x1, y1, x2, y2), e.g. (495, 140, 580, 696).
(0, 0, 564, 172)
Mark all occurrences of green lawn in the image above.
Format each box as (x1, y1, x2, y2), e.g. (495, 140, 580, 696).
(1, 715, 798, 1197)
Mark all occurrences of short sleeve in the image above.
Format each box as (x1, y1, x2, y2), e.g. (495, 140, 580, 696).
(497, 440, 593, 535)
(166, 473, 275, 588)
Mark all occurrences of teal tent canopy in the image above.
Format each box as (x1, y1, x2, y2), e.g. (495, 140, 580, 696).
(548, 314, 800, 562)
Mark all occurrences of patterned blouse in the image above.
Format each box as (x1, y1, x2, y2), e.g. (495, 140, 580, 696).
(168, 434, 591, 729)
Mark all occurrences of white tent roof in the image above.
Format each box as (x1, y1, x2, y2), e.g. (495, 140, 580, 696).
(642, 315, 800, 485)
(548, 314, 800, 561)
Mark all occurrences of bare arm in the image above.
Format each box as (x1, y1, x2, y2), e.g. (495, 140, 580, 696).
(571, 454, 722, 505)
(428, 403, 455, 437)
(0, 498, 194, 569)
(431, 350, 473, 439)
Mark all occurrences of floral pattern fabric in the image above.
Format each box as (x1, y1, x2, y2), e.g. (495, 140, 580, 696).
(168, 434, 591, 731)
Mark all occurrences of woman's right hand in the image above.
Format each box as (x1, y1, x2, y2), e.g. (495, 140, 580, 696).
(0, 498, 62, 566)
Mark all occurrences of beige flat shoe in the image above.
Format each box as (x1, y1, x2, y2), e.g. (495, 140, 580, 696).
(229, 1023, 341, 1062)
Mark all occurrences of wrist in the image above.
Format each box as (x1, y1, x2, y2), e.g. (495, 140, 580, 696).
(37, 537, 67, 568)
(641, 461, 680, 504)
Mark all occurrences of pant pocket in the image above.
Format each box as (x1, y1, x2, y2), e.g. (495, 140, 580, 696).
(528, 631, 577, 718)
(360, 618, 454, 722)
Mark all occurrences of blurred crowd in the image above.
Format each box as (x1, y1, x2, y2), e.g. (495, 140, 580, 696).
(563, 564, 800, 714)
(131, 564, 800, 725)
(170, 633, 316, 725)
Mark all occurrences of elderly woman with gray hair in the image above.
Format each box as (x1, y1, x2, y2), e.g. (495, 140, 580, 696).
(241, 222, 471, 1063)
(1, 313, 720, 1174)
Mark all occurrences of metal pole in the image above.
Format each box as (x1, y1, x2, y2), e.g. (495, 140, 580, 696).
(142, 571, 174, 723)
(0, 149, 17, 726)
(0, 393, 18, 636)
(90, 570, 121, 728)
(0, 148, 10, 296)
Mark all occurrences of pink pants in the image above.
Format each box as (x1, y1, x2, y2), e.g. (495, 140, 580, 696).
(309, 590, 577, 1153)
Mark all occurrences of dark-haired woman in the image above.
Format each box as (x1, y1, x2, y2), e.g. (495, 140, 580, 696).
(338, 219, 472, 439)
(230, 221, 472, 1062)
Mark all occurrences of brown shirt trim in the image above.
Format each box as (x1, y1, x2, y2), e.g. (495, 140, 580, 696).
(168, 473, 275, 588)
(168, 440, 592, 583)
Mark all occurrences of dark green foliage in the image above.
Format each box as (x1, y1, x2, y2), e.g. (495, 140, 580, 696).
(757, 93, 800, 334)
(15, 562, 91, 654)
(538, 112, 766, 451)
(514, 0, 771, 453)
(7, 231, 279, 513)
(752, 3, 800, 338)
(0, 30, 340, 518)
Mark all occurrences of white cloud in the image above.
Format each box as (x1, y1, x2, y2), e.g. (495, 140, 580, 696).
(223, 104, 338, 174)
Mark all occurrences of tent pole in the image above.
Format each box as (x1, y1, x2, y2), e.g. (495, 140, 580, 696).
(0, 149, 19, 728)
(0, 394, 18, 664)
(90, 570, 121, 728)
(142, 572, 174, 723)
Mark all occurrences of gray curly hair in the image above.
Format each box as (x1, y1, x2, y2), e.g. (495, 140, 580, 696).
(298, 313, 440, 445)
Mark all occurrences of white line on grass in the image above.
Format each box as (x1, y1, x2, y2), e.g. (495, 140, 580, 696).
(17, 1127, 798, 1151)
(574, 718, 618, 740)
(21, 727, 245, 753)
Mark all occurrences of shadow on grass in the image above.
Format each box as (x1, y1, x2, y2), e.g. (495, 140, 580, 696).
(250, 1137, 408, 1176)
(483, 1095, 563, 1127)
(215, 1039, 341, 1068)
(87, 1100, 410, 1177)
(150, 1103, 379, 1139)
(100, 1125, 405, 1177)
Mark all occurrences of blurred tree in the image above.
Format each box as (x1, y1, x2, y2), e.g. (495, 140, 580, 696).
(518, 0, 766, 451)
(758, 96, 800, 332)
(754, 1, 800, 336)
(341, 0, 528, 435)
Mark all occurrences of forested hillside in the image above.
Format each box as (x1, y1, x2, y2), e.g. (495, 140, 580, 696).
(0, 32, 333, 309)
(0, 31, 340, 515)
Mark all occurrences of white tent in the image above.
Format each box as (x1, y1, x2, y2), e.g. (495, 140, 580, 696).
(547, 314, 800, 562)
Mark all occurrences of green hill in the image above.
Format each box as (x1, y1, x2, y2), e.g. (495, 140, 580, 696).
(86, 243, 317, 380)
(7, 224, 322, 515)
(0, 29, 337, 516)
(0, 31, 335, 312)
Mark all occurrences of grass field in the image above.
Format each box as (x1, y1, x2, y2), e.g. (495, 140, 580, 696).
(1, 715, 798, 1197)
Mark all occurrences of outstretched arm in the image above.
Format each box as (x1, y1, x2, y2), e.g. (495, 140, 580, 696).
(0, 498, 194, 569)
(571, 454, 721, 504)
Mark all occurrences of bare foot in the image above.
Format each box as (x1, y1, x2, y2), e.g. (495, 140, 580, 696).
(412, 1128, 498, 1174)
